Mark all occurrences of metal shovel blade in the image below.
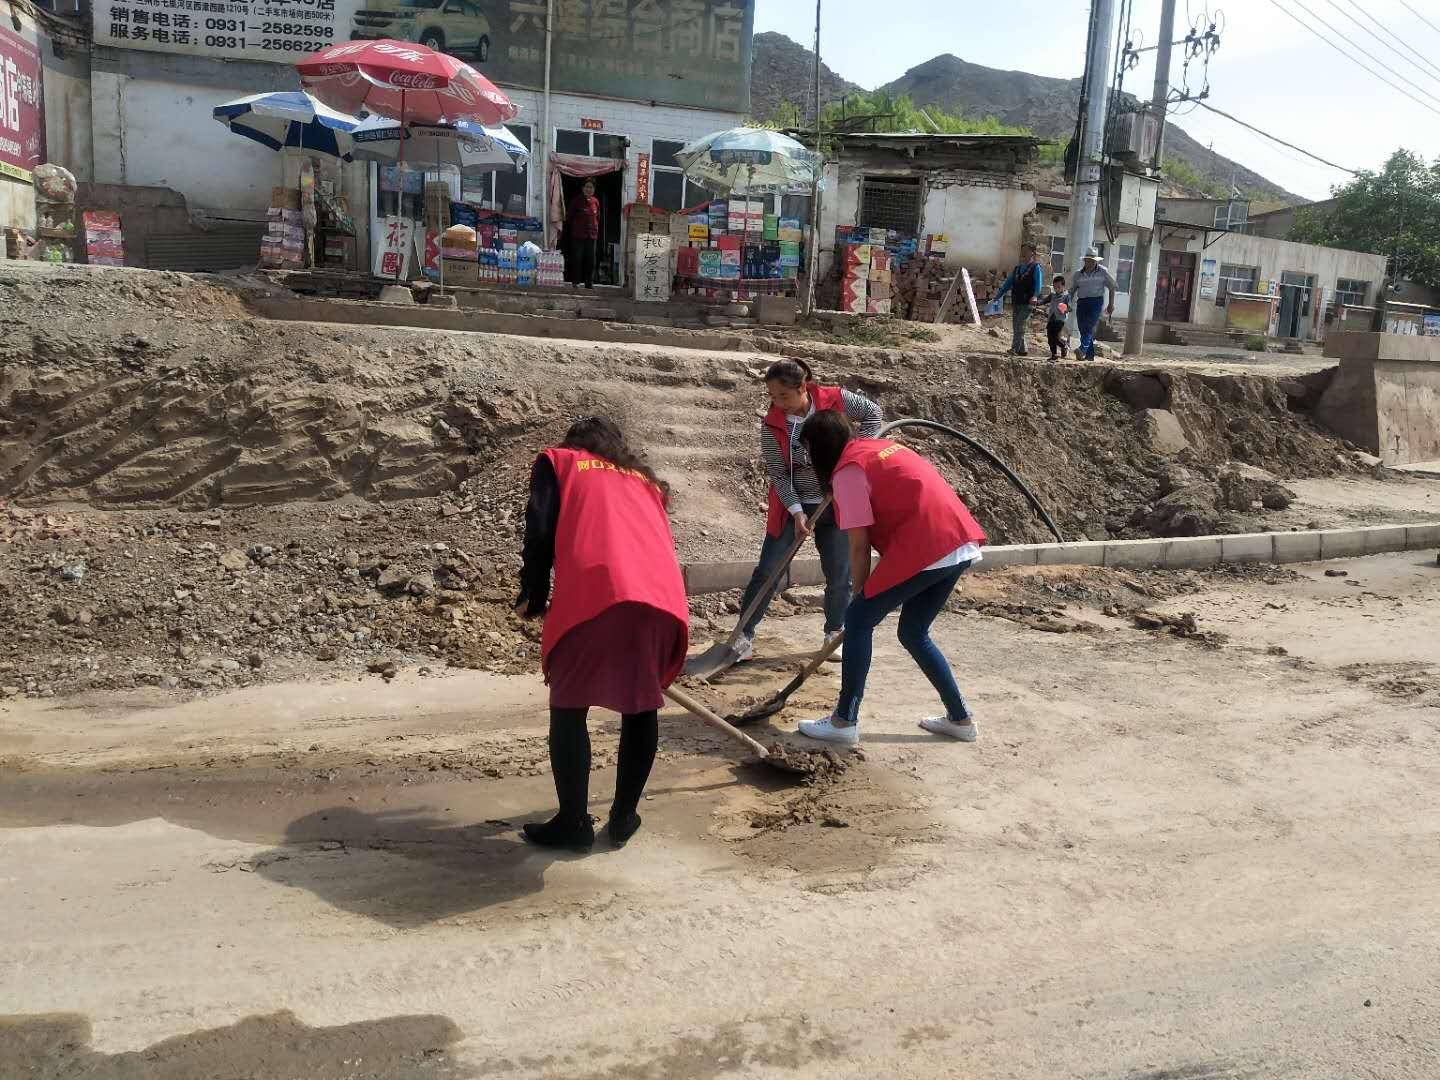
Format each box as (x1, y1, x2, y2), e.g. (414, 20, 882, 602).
(683, 640, 745, 680)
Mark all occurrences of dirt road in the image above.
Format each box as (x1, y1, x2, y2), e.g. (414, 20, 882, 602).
(3, 551, 1438, 1078)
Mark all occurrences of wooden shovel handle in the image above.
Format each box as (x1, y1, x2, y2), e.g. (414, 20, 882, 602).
(663, 685, 770, 758)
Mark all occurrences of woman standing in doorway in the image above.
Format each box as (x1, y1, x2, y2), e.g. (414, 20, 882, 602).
(731, 358, 883, 661)
(565, 179, 601, 288)
(795, 411, 986, 747)
(515, 416, 689, 851)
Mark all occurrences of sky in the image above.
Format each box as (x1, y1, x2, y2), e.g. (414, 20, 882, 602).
(753, 0, 1440, 202)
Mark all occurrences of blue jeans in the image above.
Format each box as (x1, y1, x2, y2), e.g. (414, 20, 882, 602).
(739, 503, 850, 637)
(1076, 295, 1105, 358)
(834, 561, 973, 726)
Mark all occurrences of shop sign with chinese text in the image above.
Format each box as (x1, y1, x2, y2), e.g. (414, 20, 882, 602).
(0, 26, 45, 183)
(93, 0, 754, 114)
(634, 232, 669, 302)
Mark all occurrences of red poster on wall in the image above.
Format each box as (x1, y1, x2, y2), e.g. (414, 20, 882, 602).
(635, 153, 651, 204)
(0, 26, 45, 183)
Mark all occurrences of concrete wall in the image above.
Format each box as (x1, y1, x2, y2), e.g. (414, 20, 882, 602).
(815, 159, 1037, 283)
(1318, 333, 1440, 465)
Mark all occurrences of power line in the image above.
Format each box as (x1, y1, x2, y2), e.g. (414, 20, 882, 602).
(1266, 0, 1440, 121)
(1398, 0, 1440, 41)
(1289, 0, 1440, 106)
(1333, 1, 1440, 93)
(1192, 100, 1359, 174)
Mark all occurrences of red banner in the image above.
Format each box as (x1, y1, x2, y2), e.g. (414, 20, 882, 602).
(635, 153, 651, 204)
(0, 26, 45, 183)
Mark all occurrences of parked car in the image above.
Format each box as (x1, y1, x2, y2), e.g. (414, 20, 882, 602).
(351, 0, 492, 61)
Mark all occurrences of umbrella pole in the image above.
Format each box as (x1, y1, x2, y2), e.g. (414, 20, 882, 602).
(396, 89, 406, 285)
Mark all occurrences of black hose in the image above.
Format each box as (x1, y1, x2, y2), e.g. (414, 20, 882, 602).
(877, 418, 1065, 544)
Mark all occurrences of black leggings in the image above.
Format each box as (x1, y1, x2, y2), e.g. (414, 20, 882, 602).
(546, 707, 658, 825)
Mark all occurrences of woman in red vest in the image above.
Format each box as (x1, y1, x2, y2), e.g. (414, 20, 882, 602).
(795, 411, 986, 746)
(515, 416, 689, 851)
(730, 358, 883, 660)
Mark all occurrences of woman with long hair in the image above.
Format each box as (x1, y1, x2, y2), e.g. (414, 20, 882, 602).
(515, 416, 689, 851)
(729, 358, 882, 661)
(794, 411, 986, 747)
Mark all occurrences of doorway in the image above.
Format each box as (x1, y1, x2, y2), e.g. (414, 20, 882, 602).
(558, 170, 623, 286)
(1277, 271, 1317, 338)
(1152, 250, 1197, 322)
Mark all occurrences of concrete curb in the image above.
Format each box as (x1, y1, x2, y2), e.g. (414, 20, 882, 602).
(681, 522, 1440, 595)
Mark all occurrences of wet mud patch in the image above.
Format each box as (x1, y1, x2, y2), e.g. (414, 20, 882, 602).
(719, 756, 935, 881)
(0, 1009, 466, 1080)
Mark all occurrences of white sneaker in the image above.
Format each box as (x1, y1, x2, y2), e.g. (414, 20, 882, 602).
(733, 635, 754, 662)
(798, 715, 860, 745)
(919, 716, 977, 742)
(822, 631, 843, 663)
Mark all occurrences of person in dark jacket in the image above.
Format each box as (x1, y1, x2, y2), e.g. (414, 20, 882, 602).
(993, 243, 1045, 356)
(515, 416, 689, 851)
(565, 179, 601, 288)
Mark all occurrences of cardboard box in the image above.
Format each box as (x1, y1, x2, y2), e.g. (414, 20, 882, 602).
(870, 249, 892, 271)
(843, 243, 872, 267)
(868, 228, 887, 245)
(698, 250, 723, 278)
(441, 259, 479, 285)
(869, 281, 893, 300)
(688, 223, 710, 240)
(866, 298, 893, 315)
(868, 267, 892, 284)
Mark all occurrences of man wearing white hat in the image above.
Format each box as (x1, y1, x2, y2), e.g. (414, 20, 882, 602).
(1072, 247, 1118, 360)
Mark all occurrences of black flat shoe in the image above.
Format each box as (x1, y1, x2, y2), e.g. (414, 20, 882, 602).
(522, 815, 595, 852)
(607, 812, 642, 848)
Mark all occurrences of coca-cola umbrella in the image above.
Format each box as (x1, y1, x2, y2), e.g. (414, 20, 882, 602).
(298, 39, 516, 283)
(296, 40, 516, 127)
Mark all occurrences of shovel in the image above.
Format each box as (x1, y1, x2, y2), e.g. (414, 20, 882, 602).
(729, 628, 845, 726)
(683, 497, 832, 680)
(663, 684, 833, 778)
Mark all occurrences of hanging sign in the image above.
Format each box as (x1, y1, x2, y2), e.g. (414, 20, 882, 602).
(372, 214, 413, 279)
(634, 233, 671, 303)
(1198, 257, 1219, 301)
(635, 152, 651, 204)
(0, 26, 45, 183)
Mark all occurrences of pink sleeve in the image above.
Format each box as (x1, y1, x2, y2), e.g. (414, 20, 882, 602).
(831, 464, 874, 529)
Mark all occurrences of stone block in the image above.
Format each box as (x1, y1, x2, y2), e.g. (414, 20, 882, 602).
(1317, 529, 1367, 560)
(1162, 537, 1223, 569)
(1103, 538, 1171, 569)
(1220, 533, 1276, 564)
(976, 545, 1039, 571)
(1407, 522, 1440, 548)
(1135, 408, 1190, 455)
(1272, 531, 1323, 564)
(1363, 524, 1411, 555)
(1035, 540, 1108, 567)
(579, 306, 619, 321)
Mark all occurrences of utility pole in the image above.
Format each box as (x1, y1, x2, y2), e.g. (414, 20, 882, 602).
(801, 0, 822, 318)
(1123, 0, 1176, 355)
(1065, 0, 1118, 320)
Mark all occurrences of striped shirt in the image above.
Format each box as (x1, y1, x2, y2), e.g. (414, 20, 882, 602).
(761, 389, 883, 514)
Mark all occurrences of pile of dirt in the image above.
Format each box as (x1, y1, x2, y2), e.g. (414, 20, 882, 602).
(0, 266, 1370, 698)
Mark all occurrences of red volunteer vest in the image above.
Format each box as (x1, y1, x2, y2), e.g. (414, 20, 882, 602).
(539, 448, 690, 684)
(764, 383, 846, 537)
(836, 438, 987, 598)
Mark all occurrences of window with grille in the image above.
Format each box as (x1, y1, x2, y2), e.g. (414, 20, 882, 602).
(1335, 278, 1370, 306)
(1213, 200, 1249, 231)
(859, 177, 921, 236)
(1047, 235, 1066, 274)
(1215, 263, 1258, 307)
(1116, 243, 1137, 292)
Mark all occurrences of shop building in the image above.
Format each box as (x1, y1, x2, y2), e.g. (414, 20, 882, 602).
(7, 1, 755, 275)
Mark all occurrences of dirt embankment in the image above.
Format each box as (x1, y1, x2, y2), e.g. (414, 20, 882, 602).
(0, 264, 1368, 700)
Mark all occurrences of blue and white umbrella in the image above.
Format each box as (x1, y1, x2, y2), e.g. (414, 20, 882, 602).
(675, 127, 823, 196)
(348, 117, 529, 174)
(212, 91, 360, 159)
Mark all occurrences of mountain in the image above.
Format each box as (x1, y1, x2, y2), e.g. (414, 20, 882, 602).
(749, 36, 1301, 205)
(749, 31, 863, 125)
(879, 54, 1300, 204)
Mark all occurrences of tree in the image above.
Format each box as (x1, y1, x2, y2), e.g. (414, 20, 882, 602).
(1290, 149, 1440, 290)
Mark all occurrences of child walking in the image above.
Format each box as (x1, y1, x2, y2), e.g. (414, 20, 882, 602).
(1043, 274, 1071, 360)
